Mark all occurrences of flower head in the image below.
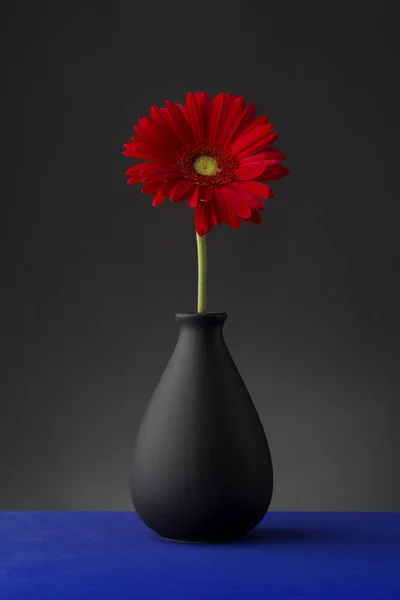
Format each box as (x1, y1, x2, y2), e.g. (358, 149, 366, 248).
(123, 92, 289, 236)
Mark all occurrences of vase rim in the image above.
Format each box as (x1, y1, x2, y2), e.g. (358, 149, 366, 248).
(175, 312, 227, 324)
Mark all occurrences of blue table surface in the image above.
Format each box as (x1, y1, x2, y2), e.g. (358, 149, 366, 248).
(1, 511, 399, 599)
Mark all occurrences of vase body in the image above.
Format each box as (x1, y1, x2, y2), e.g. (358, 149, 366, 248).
(130, 312, 273, 542)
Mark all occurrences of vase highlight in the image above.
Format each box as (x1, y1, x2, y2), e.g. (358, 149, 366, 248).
(130, 312, 273, 543)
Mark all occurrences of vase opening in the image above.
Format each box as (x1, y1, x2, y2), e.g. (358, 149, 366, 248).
(175, 312, 227, 326)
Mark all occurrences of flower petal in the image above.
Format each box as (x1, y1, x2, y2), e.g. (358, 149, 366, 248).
(152, 192, 167, 206)
(230, 124, 277, 159)
(198, 186, 212, 202)
(164, 101, 194, 145)
(194, 92, 213, 139)
(194, 203, 206, 236)
(218, 96, 246, 146)
(188, 186, 199, 208)
(126, 163, 178, 185)
(235, 160, 268, 180)
(239, 115, 269, 137)
(234, 103, 257, 138)
(257, 161, 290, 181)
(133, 115, 181, 149)
(142, 181, 165, 194)
(123, 140, 174, 162)
(186, 92, 212, 143)
(243, 210, 262, 225)
(228, 181, 265, 211)
(195, 202, 214, 236)
(126, 163, 148, 183)
(125, 163, 146, 178)
(140, 171, 179, 184)
(225, 209, 241, 229)
(215, 187, 242, 228)
(142, 178, 181, 197)
(241, 180, 274, 198)
(263, 147, 286, 160)
(169, 179, 195, 203)
(186, 92, 202, 142)
(240, 152, 269, 163)
(209, 190, 225, 225)
(219, 185, 252, 219)
(208, 93, 232, 142)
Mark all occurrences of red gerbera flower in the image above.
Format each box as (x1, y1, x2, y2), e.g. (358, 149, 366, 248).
(123, 92, 289, 236)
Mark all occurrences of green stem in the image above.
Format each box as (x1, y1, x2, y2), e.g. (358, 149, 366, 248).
(196, 232, 207, 313)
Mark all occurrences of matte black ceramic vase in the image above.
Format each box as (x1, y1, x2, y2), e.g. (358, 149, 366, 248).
(130, 312, 273, 542)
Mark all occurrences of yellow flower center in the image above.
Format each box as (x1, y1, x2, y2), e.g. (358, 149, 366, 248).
(193, 155, 220, 176)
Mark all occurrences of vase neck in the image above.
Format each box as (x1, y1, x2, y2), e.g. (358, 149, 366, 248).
(175, 312, 227, 330)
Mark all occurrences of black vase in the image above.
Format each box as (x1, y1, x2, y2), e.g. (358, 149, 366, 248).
(130, 312, 273, 543)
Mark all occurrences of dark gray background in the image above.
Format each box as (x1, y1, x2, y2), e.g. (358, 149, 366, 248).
(1, 0, 399, 511)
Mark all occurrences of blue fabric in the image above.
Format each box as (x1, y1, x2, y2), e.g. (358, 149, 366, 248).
(1, 511, 399, 599)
